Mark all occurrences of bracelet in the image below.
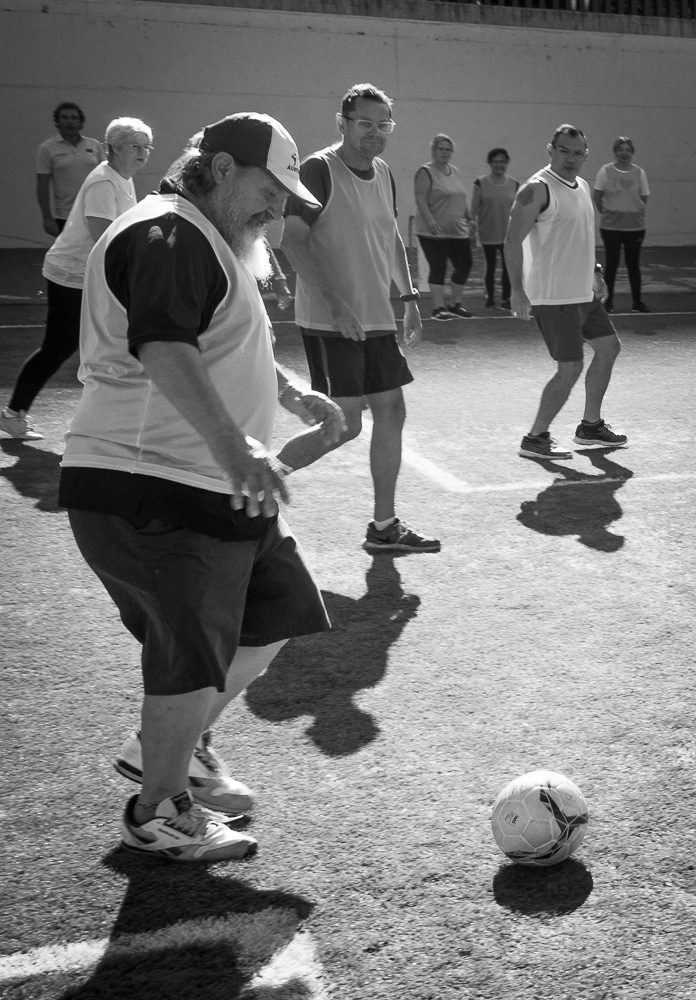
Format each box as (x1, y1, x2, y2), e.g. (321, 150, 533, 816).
(278, 381, 296, 400)
(594, 263, 603, 274)
(400, 290, 420, 302)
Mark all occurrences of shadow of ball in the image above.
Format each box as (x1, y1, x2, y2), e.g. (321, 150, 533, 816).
(493, 857, 594, 916)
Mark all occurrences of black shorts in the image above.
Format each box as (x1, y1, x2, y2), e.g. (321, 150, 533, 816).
(68, 509, 330, 696)
(301, 331, 414, 398)
(533, 299, 618, 363)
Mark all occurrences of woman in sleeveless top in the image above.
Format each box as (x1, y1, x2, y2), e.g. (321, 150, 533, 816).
(414, 133, 474, 321)
(471, 148, 518, 310)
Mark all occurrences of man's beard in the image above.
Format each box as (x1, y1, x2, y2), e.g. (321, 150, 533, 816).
(210, 188, 273, 282)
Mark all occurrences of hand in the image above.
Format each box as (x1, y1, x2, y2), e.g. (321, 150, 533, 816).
(43, 217, 60, 238)
(402, 301, 423, 348)
(331, 298, 365, 341)
(272, 275, 293, 311)
(281, 387, 347, 445)
(428, 220, 441, 235)
(227, 439, 289, 517)
(510, 289, 532, 321)
(593, 275, 608, 302)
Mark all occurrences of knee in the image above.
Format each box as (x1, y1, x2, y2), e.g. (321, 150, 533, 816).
(556, 360, 584, 386)
(341, 411, 364, 441)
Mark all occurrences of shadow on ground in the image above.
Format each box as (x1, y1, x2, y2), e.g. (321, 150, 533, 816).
(245, 555, 420, 756)
(493, 857, 594, 917)
(517, 449, 634, 551)
(0, 439, 61, 511)
(51, 849, 314, 1000)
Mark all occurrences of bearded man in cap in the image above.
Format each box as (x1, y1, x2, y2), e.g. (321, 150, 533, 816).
(59, 113, 344, 862)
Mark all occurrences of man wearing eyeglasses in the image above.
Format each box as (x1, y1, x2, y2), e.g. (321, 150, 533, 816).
(280, 82, 440, 553)
(505, 124, 628, 461)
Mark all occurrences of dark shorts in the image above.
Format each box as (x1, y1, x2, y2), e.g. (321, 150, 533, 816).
(533, 299, 617, 363)
(68, 509, 330, 696)
(301, 330, 414, 398)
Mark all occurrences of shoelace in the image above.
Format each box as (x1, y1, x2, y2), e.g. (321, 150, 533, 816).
(168, 802, 213, 838)
(193, 742, 224, 776)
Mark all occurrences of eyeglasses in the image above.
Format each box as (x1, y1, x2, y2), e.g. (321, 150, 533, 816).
(126, 143, 154, 154)
(342, 116, 395, 134)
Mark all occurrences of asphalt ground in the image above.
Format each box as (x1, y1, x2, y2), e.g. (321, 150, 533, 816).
(1, 248, 696, 999)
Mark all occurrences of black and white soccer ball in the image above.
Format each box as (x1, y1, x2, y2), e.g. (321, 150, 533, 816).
(491, 769, 589, 867)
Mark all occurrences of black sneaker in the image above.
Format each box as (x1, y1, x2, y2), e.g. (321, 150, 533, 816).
(631, 301, 650, 313)
(448, 304, 473, 318)
(485, 297, 495, 309)
(363, 518, 440, 553)
(573, 421, 628, 448)
(431, 307, 454, 321)
(500, 299, 511, 311)
(603, 298, 613, 313)
(519, 432, 572, 460)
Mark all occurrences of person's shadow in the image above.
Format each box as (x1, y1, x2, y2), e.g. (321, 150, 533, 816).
(245, 556, 421, 756)
(58, 848, 315, 1000)
(517, 450, 634, 552)
(0, 439, 61, 511)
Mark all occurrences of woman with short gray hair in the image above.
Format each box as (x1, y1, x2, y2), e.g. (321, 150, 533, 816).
(1, 117, 153, 441)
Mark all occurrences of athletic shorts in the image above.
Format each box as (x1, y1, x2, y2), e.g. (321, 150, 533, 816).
(68, 509, 330, 696)
(533, 299, 617, 363)
(301, 330, 414, 398)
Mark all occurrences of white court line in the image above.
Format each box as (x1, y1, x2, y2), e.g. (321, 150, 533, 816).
(0, 324, 44, 329)
(0, 912, 329, 997)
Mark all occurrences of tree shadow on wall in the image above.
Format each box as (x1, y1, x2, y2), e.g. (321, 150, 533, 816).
(517, 449, 634, 552)
(245, 555, 420, 757)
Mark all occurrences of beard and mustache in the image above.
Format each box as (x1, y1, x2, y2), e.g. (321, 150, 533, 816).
(209, 185, 274, 284)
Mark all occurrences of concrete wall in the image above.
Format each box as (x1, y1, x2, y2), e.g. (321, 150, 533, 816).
(3, 0, 696, 249)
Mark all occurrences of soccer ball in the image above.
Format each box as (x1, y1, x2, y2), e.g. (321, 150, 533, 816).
(491, 769, 589, 867)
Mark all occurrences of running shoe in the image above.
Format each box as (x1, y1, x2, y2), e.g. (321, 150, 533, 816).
(120, 791, 257, 862)
(448, 304, 473, 318)
(500, 299, 511, 311)
(485, 298, 495, 309)
(519, 432, 573, 460)
(631, 301, 650, 313)
(603, 299, 613, 313)
(573, 421, 628, 448)
(115, 730, 254, 816)
(0, 408, 43, 441)
(363, 518, 441, 553)
(431, 307, 454, 321)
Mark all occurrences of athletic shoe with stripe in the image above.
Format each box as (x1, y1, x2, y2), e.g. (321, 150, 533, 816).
(120, 790, 257, 862)
(573, 420, 628, 448)
(431, 307, 454, 321)
(447, 304, 473, 318)
(363, 518, 440, 553)
(519, 432, 572, 460)
(0, 407, 43, 441)
(115, 730, 254, 817)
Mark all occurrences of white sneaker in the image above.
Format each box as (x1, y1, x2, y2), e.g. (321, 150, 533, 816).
(115, 730, 254, 816)
(120, 791, 257, 862)
(0, 407, 43, 440)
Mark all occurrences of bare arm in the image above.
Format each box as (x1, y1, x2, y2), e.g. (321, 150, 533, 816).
(392, 228, 422, 348)
(36, 175, 59, 237)
(137, 340, 287, 515)
(281, 214, 364, 341)
(592, 188, 604, 214)
(414, 168, 438, 235)
(504, 179, 548, 321)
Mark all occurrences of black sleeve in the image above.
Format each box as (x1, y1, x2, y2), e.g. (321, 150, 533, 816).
(104, 214, 229, 357)
(284, 154, 329, 227)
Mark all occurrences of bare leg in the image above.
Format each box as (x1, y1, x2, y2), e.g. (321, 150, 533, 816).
(276, 395, 362, 472)
(366, 388, 406, 522)
(137, 640, 287, 813)
(529, 360, 584, 436)
(582, 335, 621, 422)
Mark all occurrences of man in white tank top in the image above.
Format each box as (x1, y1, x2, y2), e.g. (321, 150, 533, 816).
(280, 83, 439, 553)
(505, 125, 628, 460)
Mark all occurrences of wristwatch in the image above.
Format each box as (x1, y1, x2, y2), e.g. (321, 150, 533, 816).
(400, 290, 420, 302)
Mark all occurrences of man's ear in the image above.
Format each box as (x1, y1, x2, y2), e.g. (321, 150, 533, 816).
(210, 151, 235, 184)
(335, 112, 345, 136)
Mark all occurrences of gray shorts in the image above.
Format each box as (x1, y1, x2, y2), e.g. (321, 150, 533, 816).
(533, 299, 617, 362)
(68, 510, 330, 695)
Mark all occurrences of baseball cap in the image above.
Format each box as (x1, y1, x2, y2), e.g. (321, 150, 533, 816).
(199, 112, 321, 209)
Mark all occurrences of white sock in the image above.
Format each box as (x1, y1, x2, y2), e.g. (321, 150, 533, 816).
(373, 516, 397, 531)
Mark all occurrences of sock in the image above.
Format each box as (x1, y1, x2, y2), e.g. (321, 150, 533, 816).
(276, 462, 293, 476)
(373, 516, 397, 531)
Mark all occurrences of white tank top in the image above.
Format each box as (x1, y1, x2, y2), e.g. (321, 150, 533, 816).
(295, 147, 397, 333)
(62, 195, 277, 493)
(523, 167, 595, 305)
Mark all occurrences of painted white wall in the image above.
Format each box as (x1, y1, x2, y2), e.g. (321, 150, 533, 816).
(3, 0, 695, 249)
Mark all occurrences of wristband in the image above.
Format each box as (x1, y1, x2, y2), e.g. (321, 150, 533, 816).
(400, 290, 420, 302)
(594, 263, 603, 274)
